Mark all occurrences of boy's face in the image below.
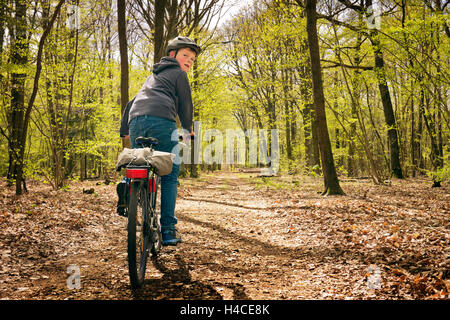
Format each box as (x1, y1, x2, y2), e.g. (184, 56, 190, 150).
(170, 47, 196, 72)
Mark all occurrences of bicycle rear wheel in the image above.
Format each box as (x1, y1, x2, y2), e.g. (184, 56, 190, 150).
(127, 180, 149, 289)
(149, 176, 162, 256)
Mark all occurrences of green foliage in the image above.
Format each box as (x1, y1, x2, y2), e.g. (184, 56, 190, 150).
(433, 164, 450, 183)
(0, 0, 447, 188)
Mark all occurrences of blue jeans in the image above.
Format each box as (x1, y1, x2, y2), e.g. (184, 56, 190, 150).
(129, 115, 180, 232)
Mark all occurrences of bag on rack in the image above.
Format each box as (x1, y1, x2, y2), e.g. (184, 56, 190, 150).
(115, 148, 175, 176)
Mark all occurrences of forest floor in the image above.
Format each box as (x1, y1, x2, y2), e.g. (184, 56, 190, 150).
(0, 170, 449, 300)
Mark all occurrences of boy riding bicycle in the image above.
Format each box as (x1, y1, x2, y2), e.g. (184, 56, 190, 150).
(118, 36, 200, 246)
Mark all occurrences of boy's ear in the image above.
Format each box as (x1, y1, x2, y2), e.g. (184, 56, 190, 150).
(168, 50, 175, 58)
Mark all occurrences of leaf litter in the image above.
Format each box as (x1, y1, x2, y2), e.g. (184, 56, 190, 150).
(0, 172, 448, 300)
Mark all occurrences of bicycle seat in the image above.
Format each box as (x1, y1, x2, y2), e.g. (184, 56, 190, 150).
(135, 136, 159, 147)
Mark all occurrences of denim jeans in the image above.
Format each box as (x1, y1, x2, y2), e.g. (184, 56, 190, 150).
(129, 115, 180, 232)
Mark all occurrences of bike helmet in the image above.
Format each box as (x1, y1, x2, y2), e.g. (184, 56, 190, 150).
(166, 36, 201, 56)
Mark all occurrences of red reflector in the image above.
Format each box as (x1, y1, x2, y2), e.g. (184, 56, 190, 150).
(149, 178, 155, 192)
(126, 169, 147, 179)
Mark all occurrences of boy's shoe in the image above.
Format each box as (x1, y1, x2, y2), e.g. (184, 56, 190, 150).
(162, 229, 182, 246)
(116, 181, 128, 217)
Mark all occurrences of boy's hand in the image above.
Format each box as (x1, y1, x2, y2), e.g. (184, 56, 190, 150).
(182, 131, 194, 144)
(123, 135, 131, 148)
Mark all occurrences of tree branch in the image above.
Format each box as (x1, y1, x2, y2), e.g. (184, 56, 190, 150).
(337, 0, 363, 12)
(321, 59, 373, 70)
(23, 0, 66, 147)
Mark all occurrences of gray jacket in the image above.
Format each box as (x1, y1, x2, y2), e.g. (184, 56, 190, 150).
(127, 57, 194, 132)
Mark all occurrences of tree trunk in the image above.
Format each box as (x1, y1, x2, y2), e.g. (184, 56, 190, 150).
(166, 0, 179, 40)
(373, 48, 403, 179)
(154, 0, 166, 64)
(298, 53, 316, 169)
(117, 0, 129, 116)
(401, 0, 417, 177)
(434, 21, 444, 186)
(421, 92, 442, 187)
(417, 88, 424, 171)
(366, 0, 403, 179)
(305, 0, 344, 195)
(9, 0, 28, 195)
(8, 0, 65, 195)
(281, 69, 293, 160)
(0, 0, 5, 58)
(285, 102, 293, 160)
(302, 101, 312, 166)
(348, 8, 364, 177)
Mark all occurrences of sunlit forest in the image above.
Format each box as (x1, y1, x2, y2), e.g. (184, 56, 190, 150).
(1, 0, 448, 194)
(0, 0, 449, 302)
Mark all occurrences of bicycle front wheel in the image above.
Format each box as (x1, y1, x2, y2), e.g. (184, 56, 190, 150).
(127, 180, 149, 289)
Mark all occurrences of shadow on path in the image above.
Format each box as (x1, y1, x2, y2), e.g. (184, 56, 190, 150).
(180, 196, 319, 211)
(130, 252, 249, 300)
(178, 212, 373, 265)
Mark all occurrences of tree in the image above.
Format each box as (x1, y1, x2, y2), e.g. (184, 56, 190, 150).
(317, 0, 403, 179)
(365, 0, 403, 179)
(117, 0, 129, 118)
(7, 0, 65, 195)
(304, 0, 344, 195)
(154, 0, 166, 63)
(7, 0, 29, 193)
(0, 0, 5, 57)
(38, 0, 79, 189)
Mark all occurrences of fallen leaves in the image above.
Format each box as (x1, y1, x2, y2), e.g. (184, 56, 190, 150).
(0, 173, 448, 300)
(386, 265, 450, 299)
(177, 173, 449, 299)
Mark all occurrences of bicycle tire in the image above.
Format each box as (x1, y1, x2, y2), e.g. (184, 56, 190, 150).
(149, 176, 162, 255)
(127, 180, 149, 289)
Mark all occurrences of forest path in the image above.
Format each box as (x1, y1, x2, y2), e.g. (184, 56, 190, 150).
(0, 171, 448, 300)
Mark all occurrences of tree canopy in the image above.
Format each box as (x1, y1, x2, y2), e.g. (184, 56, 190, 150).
(0, 0, 448, 194)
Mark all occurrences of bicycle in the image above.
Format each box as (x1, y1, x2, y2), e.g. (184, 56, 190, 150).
(125, 136, 162, 289)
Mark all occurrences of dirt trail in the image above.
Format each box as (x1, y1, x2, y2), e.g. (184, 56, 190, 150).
(0, 172, 448, 300)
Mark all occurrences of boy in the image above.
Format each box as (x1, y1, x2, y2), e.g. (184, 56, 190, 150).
(118, 36, 200, 246)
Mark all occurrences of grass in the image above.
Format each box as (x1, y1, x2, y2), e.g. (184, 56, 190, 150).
(252, 176, 300, 190)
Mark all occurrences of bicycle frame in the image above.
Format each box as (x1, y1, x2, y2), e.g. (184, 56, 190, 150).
(127, 165, 159, 213)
